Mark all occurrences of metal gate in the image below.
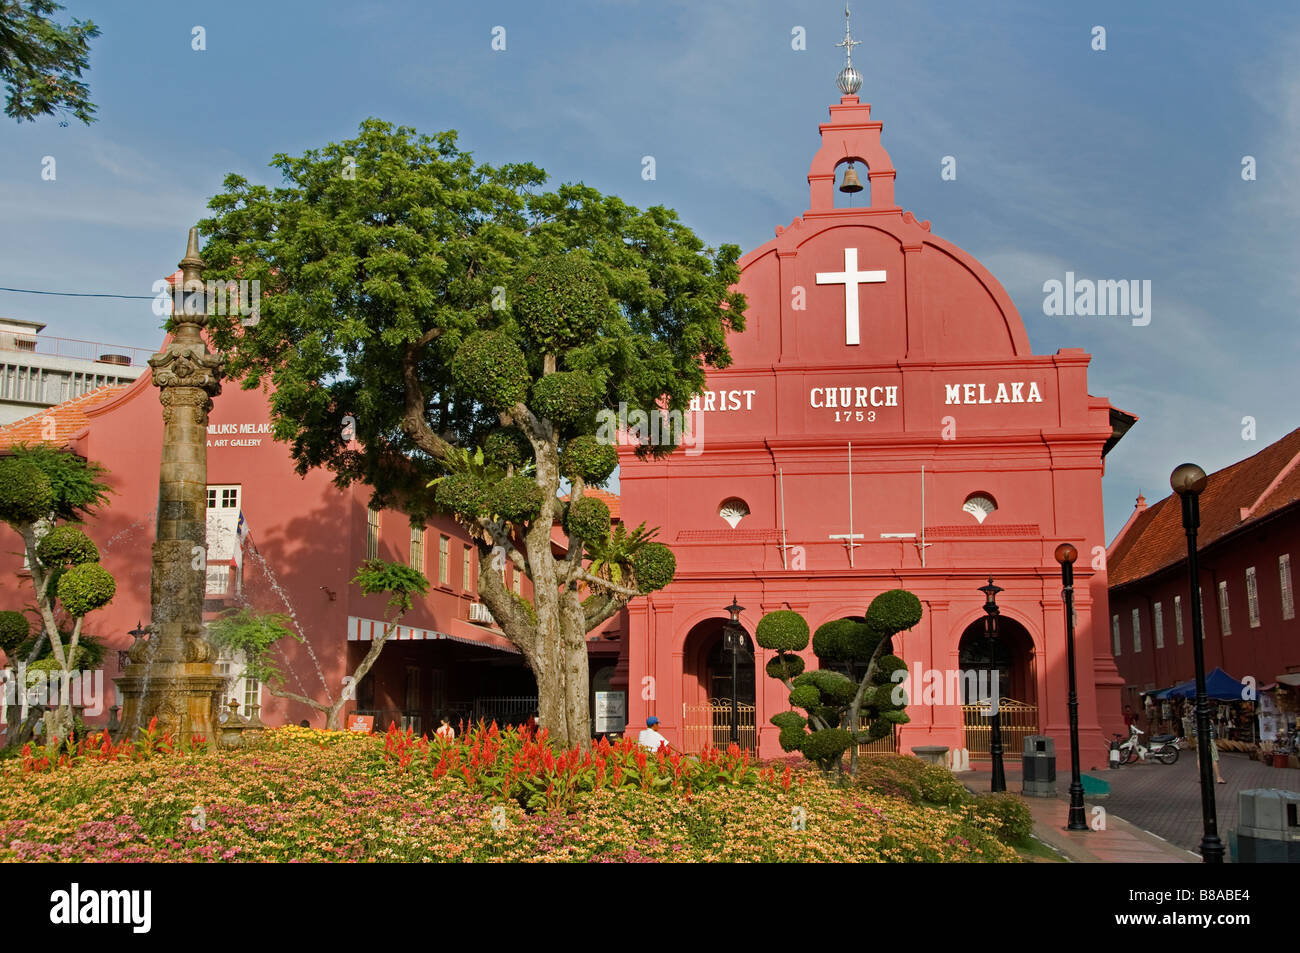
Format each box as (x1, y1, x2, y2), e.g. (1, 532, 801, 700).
(683, 700, 757, 754)
(961, 698, 1038, 758)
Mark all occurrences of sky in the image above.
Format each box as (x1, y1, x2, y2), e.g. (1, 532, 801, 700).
(2, 0, 1298, 538)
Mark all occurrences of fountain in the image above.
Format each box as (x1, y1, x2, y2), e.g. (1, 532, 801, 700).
(114, 228, 225, 742)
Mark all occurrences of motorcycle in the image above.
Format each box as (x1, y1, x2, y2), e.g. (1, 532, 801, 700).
(1111, 724, 1181, 765)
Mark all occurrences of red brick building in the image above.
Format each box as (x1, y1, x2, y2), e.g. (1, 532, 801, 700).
(1107, 428, 1300, 729)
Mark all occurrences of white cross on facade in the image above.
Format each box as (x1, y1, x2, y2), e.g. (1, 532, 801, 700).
(816, 247, 886, 346)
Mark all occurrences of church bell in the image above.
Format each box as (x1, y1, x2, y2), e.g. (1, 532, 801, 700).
(839, 163, 863, 194)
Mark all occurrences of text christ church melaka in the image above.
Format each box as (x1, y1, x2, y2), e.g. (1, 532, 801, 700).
(615, 51, 1132, 765)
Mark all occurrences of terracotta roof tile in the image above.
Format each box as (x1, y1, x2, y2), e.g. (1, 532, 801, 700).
(0, 383, 131, 447)
(562, 487, 621, 521)
(1109, 427, 1300, 587)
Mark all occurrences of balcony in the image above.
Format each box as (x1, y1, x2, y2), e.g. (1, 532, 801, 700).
(0, 331, 153, 367)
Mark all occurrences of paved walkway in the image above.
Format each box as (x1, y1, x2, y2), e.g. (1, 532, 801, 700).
(964, 753, 1300, 862)
(963, 767, 1198, 863)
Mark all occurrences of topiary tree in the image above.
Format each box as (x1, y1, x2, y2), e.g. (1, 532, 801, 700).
(0, 445, 111, 745)
(758, 590, 920, 777)
(207, 559, 429, 730)
(198, 120, 745, 749)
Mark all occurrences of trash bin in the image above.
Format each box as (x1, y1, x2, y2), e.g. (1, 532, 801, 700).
(1021, 735, 1056, 797)
(1236, 789, 1300, 863)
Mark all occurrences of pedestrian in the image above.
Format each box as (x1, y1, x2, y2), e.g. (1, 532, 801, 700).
(435, 715, 455, 743)
(637, 715, 670, 754)
(1122, 704, 1138, 731)
(1187, 706, 1225, 784)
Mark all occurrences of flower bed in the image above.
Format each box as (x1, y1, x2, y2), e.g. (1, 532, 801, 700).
(0, 725, 1021, 862)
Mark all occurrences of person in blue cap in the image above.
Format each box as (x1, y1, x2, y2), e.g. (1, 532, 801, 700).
(638, 715, 670, 754)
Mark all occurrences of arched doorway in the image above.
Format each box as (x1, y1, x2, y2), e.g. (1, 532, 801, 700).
(681, 617, 756, 753)
(957, 616, 1038, 758)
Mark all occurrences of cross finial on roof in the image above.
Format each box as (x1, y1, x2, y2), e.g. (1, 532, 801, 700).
(835, 5, 861, 66)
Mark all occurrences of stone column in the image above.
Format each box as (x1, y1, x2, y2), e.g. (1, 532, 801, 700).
(115, 228, 225, 741)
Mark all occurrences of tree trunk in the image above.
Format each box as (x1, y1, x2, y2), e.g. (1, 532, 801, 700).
(560, 589, 592, 750)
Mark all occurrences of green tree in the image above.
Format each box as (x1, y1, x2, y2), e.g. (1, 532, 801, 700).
(0, 445, 112, 743)
(0, 1, 99, 124)
(207, 559, 428, 730)
(198, 119, 745, 749)
(758, 590, 918, 777)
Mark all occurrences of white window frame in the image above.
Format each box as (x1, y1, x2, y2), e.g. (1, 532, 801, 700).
(1153, 601, 1164, 649)
(462, 545, 473, 591)
(1281, 554, 1294, 621)
(1218, 580, 1231, 636)
(366, 508, 380, 561)
(1174, 595, 1184, 644)
(410, 526, 425, 572)
(1246, 566, 1260, 629)
(438, 534, 450, 585)
(1131, 607, 1142, 653)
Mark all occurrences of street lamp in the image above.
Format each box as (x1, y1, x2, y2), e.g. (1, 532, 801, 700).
(723, 596, 745, 746)
(979, 577, 1006, 792)
(1170, 462, 1224, 864)
(1054, 544, 1088, 831)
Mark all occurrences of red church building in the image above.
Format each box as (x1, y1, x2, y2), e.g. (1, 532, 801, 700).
(617, 70, 1132, 764)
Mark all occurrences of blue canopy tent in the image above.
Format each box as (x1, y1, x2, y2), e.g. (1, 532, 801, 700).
(1159, 667, 1249, 701)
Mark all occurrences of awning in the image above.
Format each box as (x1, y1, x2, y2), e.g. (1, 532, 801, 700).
(346, 615, 520, 654)
(1157, 667, 1250, 701)
(1275, 673, 1300, 688)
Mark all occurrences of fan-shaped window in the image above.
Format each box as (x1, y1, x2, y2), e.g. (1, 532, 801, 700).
(962, 493, 997, 525)
(718, 497, 750, 529)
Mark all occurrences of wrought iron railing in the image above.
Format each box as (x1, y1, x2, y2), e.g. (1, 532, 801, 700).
(682, 700, 758, 755)
(961, 698, 1039, 758)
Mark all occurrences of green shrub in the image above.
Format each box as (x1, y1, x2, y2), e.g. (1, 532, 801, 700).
(631, 542, 674, 592)
(450, 331, 529, 411)
(434, 473, 491, 518)
(489, 475, 544, 523)
(856, 753, 968, 808)
(483, 429, 532, 470)
(766, 654, 805, 680)
(755, 610, 809, 652)
(970, 792, 1034, 844)
(0, 611, 29, 653)
(564, 495, 610, 540)
(531, 372, 599, 429)
(514, 253, 609, 352)
(812, 618, 875, 663)
(35, 525, 99, 567)
(56, 563, 115, 617)
(871, 653, 908, 685)
(788, 684, 821, 710)
(560, 434, 618, 485)
(769, 711, 806, 731)
(800, 728, 854, 765)
(798, 669, 857, 706)
(0, 458, 54, 525)
(866, 589, 923, 635)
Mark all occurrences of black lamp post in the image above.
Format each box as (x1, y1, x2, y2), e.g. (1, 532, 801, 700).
(1054, 544, 1088, 831)
(723, 596, 744, 746)
(1170, 463, 1224, 864)
(979, 577, 1006, 792)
